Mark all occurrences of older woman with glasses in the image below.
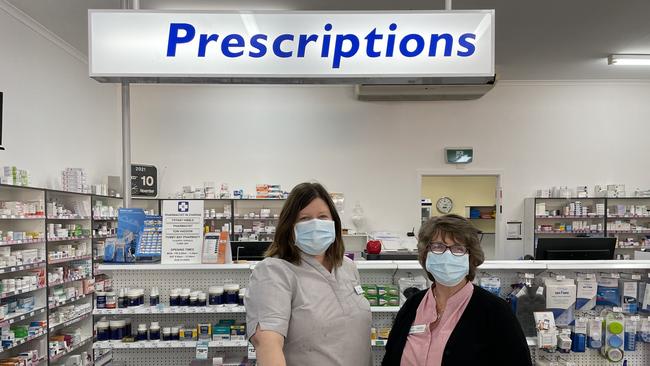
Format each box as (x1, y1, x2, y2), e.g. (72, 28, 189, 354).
(382, 214, 532, 366)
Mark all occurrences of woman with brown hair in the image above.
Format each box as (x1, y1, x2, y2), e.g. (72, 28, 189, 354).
(382, 214, 531, 366)
(245, 182, 371, 366)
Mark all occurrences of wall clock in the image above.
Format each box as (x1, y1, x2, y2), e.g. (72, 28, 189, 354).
(436, 197, 453, 214)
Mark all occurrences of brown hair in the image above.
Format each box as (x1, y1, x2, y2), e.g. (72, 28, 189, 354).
(417, 214, 485, 282)
(265, 182, 345, 268)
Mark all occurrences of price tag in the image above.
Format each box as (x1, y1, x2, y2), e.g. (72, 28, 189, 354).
(555, 275, 566, 281)
(632, 274, 641, 280)
(613, 307, 623, 313)
(18, 266, 23, 270)
(524, 273, 535, 279)
(117, 309, 125, 315)
(10, 268, 15, 272)
(610, 273, 621, 279)
(374, 340, 386, 346)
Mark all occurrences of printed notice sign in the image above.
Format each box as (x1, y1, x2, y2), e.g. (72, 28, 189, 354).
(162, 200, 204, 264)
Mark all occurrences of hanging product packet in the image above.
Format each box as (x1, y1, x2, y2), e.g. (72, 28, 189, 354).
(639, 317, 650, 343)
(398, 276, 428, 305)
(597, 275, 621, 307)
(576, 273, 597, 311)
(516, 285, 546, 337)
(544, 277, 577, 327)
(639, 274, 650, 313)
(479, 276, 501, 297)
(620, 275, 640, 314)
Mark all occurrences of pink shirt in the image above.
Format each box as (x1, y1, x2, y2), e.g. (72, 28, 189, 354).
(400, 281, 474, 366)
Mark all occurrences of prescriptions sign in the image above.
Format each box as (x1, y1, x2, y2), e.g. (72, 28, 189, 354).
(89, 10, 494, 80)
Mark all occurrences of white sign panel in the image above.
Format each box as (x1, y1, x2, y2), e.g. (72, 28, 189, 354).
(162, 200, 204, 264)
(89, 10, 494, 79)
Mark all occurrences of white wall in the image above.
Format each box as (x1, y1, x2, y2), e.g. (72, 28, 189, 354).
(0, 6, 120, 189)
(129, 81, 650, 259)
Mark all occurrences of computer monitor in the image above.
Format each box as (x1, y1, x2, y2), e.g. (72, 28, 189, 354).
(535, 237, 616, 260)
(230, 241, 271, 261)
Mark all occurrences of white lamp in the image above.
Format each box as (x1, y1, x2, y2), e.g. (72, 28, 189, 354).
(608, 54, 650, 66)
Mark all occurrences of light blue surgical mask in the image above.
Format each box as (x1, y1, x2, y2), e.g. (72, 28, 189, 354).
(294, 219, 336, 255)
(425, 251, 469, 287)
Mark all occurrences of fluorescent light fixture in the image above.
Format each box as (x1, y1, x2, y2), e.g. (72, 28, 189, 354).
(608, 54, 650, 66)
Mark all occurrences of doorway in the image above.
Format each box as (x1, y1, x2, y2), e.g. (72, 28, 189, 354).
(419, 174, 499, 259)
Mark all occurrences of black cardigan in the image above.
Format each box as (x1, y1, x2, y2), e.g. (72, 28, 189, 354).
(382, 285, 532, 366)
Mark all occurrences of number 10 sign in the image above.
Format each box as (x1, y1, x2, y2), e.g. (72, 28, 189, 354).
(131, 164, 158, 197)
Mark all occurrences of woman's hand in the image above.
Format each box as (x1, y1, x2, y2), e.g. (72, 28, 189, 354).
(251, 326, 287, 366)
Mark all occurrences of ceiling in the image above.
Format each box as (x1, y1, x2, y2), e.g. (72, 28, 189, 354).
(7, 0, 650, 80)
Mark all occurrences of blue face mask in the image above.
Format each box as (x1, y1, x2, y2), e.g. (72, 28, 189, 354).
(425, 251, 469, 287)
(294, 219, 336, 255)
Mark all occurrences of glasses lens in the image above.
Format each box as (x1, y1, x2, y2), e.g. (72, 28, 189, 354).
(449, 245, 468, 256)
(429, 243, 447, 254)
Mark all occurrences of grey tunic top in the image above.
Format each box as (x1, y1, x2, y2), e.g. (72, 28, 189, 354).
(245, 254, 372, 366)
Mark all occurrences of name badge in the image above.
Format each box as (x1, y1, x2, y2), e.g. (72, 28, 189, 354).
(409, 324, 427, 334)
(354, 285, 364, 295)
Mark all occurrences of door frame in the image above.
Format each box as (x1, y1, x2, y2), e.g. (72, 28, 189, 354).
(416, 169, 504, 258)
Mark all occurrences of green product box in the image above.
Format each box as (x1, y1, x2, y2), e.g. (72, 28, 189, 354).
(362, 285, 378, 297)
(385, 285, 399, 297)
(218, 319, 236, 326)
(365, 295, 379, 307)
(384, 295, 400, 307)
(212, 325, 231, 341)
(376, 285, 387, 297)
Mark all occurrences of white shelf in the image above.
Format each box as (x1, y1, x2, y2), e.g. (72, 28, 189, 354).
(355, 261, 399, 270)
(94, 305, 246, 315)
(49, 275, 91, 287)
(370, 306, 400, 313)
(97, 260, 650, 271)
(93, 340, 248, 349)
(2, 307, 46, 325)
(0, 238, 45, 246)
(47, 216, 91, 220)
(49, 311, 92, 331)
(47, 236, 91, 242)
(0, 285, 45, 299)
(0, 216, 45, 220)
(48, 255, 92, 264)
(0, 331, 47, 354)
(50, 293, 93, 310)
(0, 261, 46, 274)
(98, 263, 253, 271)
(94, 353, 113, 366)
(477, 261, 548, 270)
(543, 260, 650, 270)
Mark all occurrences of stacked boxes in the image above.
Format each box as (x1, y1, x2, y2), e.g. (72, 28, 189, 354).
(0, 167, 30, 187)
(362, 284, 399, 307)
(60, 168, 89, 194)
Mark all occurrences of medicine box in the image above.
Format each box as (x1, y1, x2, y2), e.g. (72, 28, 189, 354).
(212, 325, 231, 341)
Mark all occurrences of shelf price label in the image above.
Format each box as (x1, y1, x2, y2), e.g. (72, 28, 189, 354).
(131, 164, 157, 197)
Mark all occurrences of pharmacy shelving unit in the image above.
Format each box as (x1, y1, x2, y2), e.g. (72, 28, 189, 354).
(0, 184, 49, 362)
(526, 197, 650, 258)
(91, 194, 122, 264)
(606, 197, 650, 256)
(45, 190, 94, 365)
(95, 259, 650, 366)
(531, 197, 607, 238)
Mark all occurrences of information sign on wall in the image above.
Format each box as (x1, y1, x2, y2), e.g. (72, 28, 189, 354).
(161, 200, 204, 264)
(131, 164, 157, 197)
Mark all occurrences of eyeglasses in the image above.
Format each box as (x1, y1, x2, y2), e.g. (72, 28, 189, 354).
(428, 242, 468, 256)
